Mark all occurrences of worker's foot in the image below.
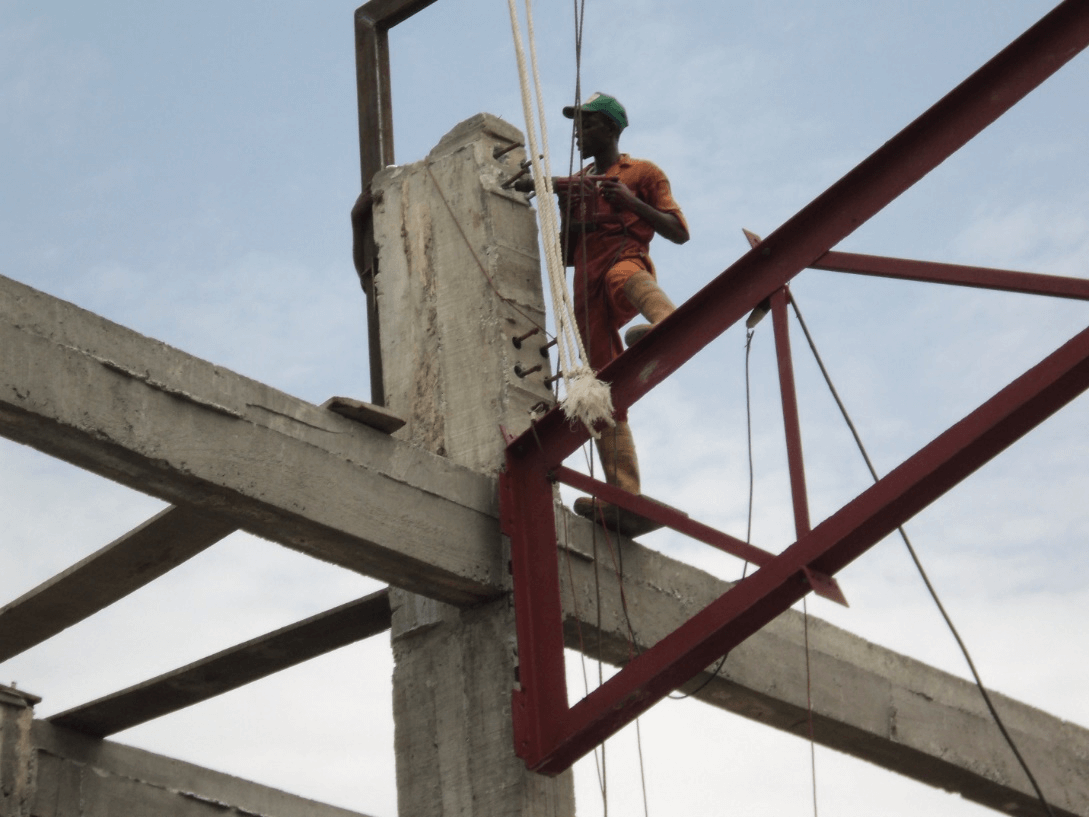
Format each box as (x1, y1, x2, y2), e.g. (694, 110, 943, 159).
(572, 496, 663, 538)
(624, 323, 653, 347)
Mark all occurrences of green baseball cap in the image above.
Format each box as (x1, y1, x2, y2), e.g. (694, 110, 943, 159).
(562, 92, 628, 132)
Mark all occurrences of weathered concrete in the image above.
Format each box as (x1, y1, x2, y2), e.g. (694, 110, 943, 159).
(30, 720, 372, 817)
(373, 112, 553, 470)
(372, 114, 574, 817)
(0, 505, 236, 663)
(0, 271, 501, 605)
(0, 686, 39, 817)
(49, 590, 391, 738)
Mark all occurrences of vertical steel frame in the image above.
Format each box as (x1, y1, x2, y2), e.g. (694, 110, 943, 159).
(500, 0, 1089, 774)
(771, 287, 812, 538)
(354, 0, 441, 404)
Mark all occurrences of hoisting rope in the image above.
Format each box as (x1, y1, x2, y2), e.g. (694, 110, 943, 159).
(506, 0, 615, 437)
(787, 290, 1057, 817)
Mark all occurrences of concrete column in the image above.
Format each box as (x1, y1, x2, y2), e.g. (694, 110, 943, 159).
(371, 114, 573, 816)
(0, 685, 39, 817)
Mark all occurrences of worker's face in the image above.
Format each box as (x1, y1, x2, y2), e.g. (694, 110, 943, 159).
(574, 112, 615, 158)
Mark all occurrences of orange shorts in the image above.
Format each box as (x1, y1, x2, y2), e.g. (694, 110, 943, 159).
(574, 259, 654, 424)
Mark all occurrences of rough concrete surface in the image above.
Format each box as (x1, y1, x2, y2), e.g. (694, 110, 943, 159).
(30, 721, 371, 817)
(375, 115, 574, 817)
(0, 272, 501, 605)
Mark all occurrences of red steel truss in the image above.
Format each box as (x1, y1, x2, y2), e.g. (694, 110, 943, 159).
(499, 0, 1089, 775)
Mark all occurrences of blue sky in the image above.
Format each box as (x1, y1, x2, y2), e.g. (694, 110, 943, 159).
(2, 1, 1088, 815)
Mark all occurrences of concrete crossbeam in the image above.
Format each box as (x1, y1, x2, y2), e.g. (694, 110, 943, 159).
(30, 718, 372, 817)
(0, 505, 237, 663)
(3, 263, 1086, 814)
(0, 272, 501, 606)
(48, 589, 392, 738)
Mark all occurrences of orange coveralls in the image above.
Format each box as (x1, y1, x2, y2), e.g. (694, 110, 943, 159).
(566, 155, 688, 417)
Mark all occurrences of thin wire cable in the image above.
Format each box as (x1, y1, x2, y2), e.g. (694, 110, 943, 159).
(668, 329, 758, 700)
(743, 328, 756, 580)
(803, 597, 819, 817)
(787, 291, 1057, 817)
(425, 163, 549, 335)
(635, 717, 650, 817)
(562, 507, 608, 801)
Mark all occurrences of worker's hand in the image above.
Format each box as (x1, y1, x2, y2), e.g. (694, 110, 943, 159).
(598, 178, 638, 211)
(513, 176, 535, 193)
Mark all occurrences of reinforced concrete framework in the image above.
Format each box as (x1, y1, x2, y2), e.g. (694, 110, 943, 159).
(0, 3, 1087, 817)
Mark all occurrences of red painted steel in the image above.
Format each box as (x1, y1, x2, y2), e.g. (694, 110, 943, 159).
(501, 452, 568, 766)
(526, 324, 1089, 774)
(503, 0, 1089, 776)
(771, 288, 812, 537)
(552, 464, 846, 605)
(507, 0, 1089, 466)
(812, 250, 1089, 300)
(552, 465, 776, 566)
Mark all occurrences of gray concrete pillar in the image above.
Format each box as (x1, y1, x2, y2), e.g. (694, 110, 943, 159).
(371, 114, 573, 817)
(0, 686, 39, 817)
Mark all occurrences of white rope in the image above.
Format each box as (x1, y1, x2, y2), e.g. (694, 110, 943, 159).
(506, 0, 615, 437)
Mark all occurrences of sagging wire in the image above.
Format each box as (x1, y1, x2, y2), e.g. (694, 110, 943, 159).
(425, 162, 551, 339)
(668, 327, 758, 701)
(787, 290, 1057, 817)
(803, 597, 819, 817)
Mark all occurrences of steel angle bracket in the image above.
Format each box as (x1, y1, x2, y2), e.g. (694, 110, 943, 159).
(500, 1, 1089, 775)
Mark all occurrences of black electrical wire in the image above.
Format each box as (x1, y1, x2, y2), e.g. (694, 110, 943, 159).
(787, 290, 1057, 817)
(668, 329, 758, 700)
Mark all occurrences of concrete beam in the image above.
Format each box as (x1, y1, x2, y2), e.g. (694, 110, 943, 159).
(0, 272, 501, 606)
(31, 719, 372, 817)
(0, 505, 236, 663)
(48, 589, 391, 738)
(555, 512, 1089, 817)
(4, 264, 1085, 812)
(3, 265, 1085, 814)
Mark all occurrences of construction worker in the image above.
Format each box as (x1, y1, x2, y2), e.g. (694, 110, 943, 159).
(559, 92, 689, 535)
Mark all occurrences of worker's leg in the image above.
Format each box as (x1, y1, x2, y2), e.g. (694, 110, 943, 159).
(620, 269, 676, 346)
(574, 421, 657, 534)
(596, 420, 640, 494)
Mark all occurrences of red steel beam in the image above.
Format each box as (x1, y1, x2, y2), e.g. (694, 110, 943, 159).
(552, 465, 775, 566)
(507, 0, 1089, 468)
(552, 464, 845, 604)
(505, 0, 1089, 776)
(771, 288, 812, 537)
(524, 321, 1089, 774)
(812, 250, 1089, 300)
(503, 452, 569, 765)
